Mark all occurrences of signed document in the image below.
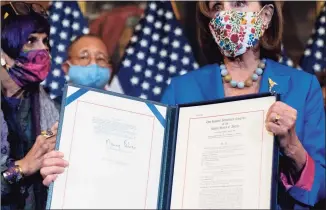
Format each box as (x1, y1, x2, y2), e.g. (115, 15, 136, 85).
(47, 85, 278, 209)
(48, 85, 167, 209)
(170, 95, 277, 209)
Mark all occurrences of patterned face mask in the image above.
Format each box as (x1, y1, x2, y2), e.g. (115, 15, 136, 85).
(7, 49, 51, 87)
(209, 6, 270, 57)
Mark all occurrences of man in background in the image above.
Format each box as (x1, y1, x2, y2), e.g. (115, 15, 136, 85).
(54, 34, 115, 105)
(62, 34, 112, 89)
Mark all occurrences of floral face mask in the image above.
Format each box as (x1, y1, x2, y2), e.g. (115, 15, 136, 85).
(209, 6, 271, 57)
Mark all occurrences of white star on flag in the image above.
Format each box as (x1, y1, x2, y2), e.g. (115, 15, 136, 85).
(279, 44, 301, 69)
(42, 1, 89, 99)
(117, 1, 199, 102)
(300, 3, 325, 74)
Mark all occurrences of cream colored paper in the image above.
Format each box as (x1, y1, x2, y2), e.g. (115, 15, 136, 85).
(170, 96, 276, 209)
(49, 86, 166, 209)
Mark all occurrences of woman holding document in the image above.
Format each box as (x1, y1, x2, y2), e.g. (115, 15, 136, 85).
(41, 1, 325, 209)
(1, 2, 59, 209)
(161, 1, 325, 209)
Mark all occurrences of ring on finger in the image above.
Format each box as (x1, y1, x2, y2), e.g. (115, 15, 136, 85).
(41, 130, 55, 139)
(273, 114, 281, 125)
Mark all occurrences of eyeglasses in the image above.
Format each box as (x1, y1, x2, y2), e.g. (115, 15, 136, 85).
(3, 1, 48, 20)
(69, 52, 111, 68)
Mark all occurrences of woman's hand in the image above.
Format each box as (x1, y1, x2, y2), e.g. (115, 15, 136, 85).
(40, 150, 69, 186)
(265, 101, 306, 172)
(15, 122, 58, 176)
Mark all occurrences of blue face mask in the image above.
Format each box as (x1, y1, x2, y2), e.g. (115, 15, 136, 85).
(68, 64, 111, 89)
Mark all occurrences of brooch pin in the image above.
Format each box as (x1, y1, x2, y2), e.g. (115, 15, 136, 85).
(268, 78, 278, 94)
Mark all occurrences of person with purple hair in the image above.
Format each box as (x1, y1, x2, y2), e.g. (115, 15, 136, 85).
(1, 2, 59, 210)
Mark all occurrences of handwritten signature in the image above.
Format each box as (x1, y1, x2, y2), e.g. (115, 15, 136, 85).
(106, 138, 136, 153)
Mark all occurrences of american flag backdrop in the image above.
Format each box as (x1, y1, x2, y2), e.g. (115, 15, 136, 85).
(300, 3, 326, 74)
(42, 1, 89, 99)
(279, 43, 301, 69)
(117, 1, 199, 102)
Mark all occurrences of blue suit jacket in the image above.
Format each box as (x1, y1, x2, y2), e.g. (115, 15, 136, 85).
(161, 59, 325, 209)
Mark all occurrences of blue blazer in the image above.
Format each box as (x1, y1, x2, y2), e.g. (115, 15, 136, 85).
(161, 59, 325, 209)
